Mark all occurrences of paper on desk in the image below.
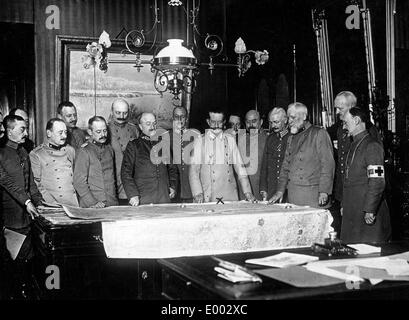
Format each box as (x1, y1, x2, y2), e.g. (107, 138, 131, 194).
(353, 258, 409, 276)
(348, 244, 381, 255)
(305, 264, 364, 282)
(329, 265, 409, 283)
(3, 228, 26, 260)
(245, 252, 319, 268)
(255, 266, 345, 287)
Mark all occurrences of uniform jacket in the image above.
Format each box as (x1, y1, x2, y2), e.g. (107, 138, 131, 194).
(73, 141, 118, 207)
(189, 130, 252, 202)
(340, 130, 391, 243)
(121, 134, 178, 205)
(259, 129, 290, 199)
(67, 127, 87, 150)
(108, 121, 139, 199)
(237, 130, 267, 200)
(0, 140, 43, 229)
(277, 122, 335, 195)
(29, 142, 78, 207)
(334, 122, 381, 202)
(0, 162, 30, 209)
(169, 129, 199, 200)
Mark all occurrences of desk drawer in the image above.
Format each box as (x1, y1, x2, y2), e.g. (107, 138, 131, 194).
(161, 267, 216, 300)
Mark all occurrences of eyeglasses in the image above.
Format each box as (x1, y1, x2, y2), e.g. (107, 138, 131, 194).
(142, 121, 157, 126)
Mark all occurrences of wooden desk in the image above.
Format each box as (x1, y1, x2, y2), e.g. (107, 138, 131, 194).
(159, 242, 409, 300)
(31, 212, 161, 300)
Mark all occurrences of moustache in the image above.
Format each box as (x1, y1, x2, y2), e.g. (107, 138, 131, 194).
(117, 118, 126, 121)
(99, 137, 107, 140)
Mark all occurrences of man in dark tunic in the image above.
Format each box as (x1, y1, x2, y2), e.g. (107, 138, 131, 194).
(121, 112, 178, 205)
(332, 91, 382, 234)
(169, 106, 196, 203)
(73, 116, 118, 208)
(237, 109, 267, 201)
(260, 107, 290, 201)
(333, 91, 382, 204)
(0, 115, 43, 299)
(57, 101, 87, 150)
(340, 108, 391, 243)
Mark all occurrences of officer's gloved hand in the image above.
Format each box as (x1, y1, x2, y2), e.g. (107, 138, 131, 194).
(268, 191, 283, 204)
(244, 192, 256, 203)
(129, 196, 140, 206)
(193, 193, 204, 203)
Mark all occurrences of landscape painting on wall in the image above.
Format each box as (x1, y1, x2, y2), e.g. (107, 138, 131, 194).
(68, 50, 177, 130)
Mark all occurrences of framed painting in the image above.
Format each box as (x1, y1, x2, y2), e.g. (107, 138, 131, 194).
(55, 35, 177, 130)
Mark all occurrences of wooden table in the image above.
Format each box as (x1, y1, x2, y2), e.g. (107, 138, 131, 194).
(158, 242, 409, 300)
(31, 210, 161, 299)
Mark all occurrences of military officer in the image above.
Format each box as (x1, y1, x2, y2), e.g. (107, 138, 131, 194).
(333, 91, 381, 203)
(9, 108, 35, 153)
(29, 118, 78, 207)
(270, 102, 335, 208)
(340, 108, 391, 243)
(189, 109, 255, 203)
(0, 115, 43, 298)
(170, 106, 197, 203)
(121, 112, 178, 206)
(108, 98, 139, 204)
(73, 116, 118, 208)
(57, 101, 87, 150)
(237, 109, 267, 200)
(260, 107, 290, 200)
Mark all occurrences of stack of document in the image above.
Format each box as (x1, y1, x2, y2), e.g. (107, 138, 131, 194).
(245, 252, 319, 268)
(213, 257, 262, 283)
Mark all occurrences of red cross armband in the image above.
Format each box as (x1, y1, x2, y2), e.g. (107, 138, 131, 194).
(367, 165, 385, 178)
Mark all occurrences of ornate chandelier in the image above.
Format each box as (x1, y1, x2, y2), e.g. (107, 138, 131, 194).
(82, 0, 269, 99)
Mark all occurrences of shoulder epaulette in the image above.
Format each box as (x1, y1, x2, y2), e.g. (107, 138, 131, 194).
(80, 142, 88, 148)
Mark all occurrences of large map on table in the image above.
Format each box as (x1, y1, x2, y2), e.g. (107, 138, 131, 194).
(56, 202, 333, 258)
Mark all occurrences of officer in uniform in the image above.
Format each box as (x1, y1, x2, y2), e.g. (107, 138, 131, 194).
(57, 101, 87, 150)
(189, 109, 255, 203)
(121, 112, 178, 206)
(270, 102, 335, 208)
(170, 106, 197, 203)
(29, 118, 78, 207)
(108, 98, 139, 205)
(260, 107, 290, 200)
(73, 116, 118, 208)
(0, 115, 43, 299)
(340, 108, 391, 243)
(332, 91, 382, 234)
(238, 109, 267, 200)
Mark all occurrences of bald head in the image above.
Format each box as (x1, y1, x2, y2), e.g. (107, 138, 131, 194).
(287, 102, 308, 134)
(334, 91, 357, 121)
(268, 107, 287, 133)
(245, 110, 263, 131)
(111, 98, 130, 124)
